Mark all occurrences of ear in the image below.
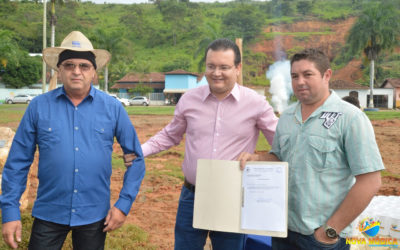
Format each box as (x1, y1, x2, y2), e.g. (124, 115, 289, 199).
(236, 63, 242, 76)
(323, 69, 332, 83)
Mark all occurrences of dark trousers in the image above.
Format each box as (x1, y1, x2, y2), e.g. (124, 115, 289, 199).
(28, 218, 107, 250)
(272, 230, 350, 250)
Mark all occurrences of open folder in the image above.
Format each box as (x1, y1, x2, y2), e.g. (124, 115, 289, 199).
(193, 159, 288, 237)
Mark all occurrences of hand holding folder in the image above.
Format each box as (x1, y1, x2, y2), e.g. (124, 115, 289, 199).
(193, 159, 288, 237)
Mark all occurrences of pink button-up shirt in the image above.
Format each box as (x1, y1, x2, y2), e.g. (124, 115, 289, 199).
(142, 84, 278, 184)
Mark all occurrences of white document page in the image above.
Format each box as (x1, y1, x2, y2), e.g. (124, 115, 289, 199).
(241, 164, 286, 232)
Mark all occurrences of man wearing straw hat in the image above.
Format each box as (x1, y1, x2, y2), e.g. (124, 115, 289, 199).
(0, 31, 145, 249)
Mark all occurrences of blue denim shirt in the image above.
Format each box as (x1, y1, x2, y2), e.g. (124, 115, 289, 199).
(0, 86, 145, 226)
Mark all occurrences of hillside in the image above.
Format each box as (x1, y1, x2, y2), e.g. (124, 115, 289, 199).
(1, 0, 399, 89)
(250, 17, 362, 83)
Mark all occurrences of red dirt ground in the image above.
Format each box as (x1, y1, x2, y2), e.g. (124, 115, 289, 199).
(25, 115, 400, 249)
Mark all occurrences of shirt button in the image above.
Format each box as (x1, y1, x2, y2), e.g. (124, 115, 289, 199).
(75, 169, 79, 172)
(72, 209, 76, 213)
(74, 189, 78, 193)
(75, 147, 79, 151)
(48, 127, 52, 131)
(216, 133, 219, 136)
(217, 117, 221, 121)
(213, 149, 216, 152)
(74, 126, 79, 130)
(75, 107, 78, 110)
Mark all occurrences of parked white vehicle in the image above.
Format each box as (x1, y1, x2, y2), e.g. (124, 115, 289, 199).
(129, 96, 149, 106)
(110, 94, 130, 107)
(5, 94, 35, 104)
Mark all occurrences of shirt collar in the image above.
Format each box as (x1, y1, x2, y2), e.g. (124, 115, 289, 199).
(56, 85, 95, 102)
(294, 90, 340, 121)
(201, 83, 240, 102)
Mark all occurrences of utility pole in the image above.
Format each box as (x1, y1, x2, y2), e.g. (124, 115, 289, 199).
(235, 38, 243, 85)
(42, 0, 47, 93)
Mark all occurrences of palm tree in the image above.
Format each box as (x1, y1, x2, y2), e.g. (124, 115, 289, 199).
(90, 29, 124, 92)
(194, 23, 220, 73)
(346, 2, 400, 108)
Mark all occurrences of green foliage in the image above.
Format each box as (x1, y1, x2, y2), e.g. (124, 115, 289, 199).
(1, 0, 399, 90)
(222, 4, 265, 41)
(130, 84, 154, 96)
(1, 54, 41, 88)
(296, 1, 312, 16)
(347, 2, 400, 61)
(161, 56, 192, 72)
(268, 0, 294, 17)
(311, 0, 355, 21)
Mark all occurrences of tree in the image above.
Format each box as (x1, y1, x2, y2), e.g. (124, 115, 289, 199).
(296, 1, 311, 16)
(160, 0, 187, 46)
(90, 28, 124, 92)
(0, 30, 20, 70)
(194, 23, 220, 72)
(222, 5, 264, 41)
(131, 84, 153, 96)
(2, 54, 41, 88)
(346, 2, 400, 107)
(161, 57, 192, 72)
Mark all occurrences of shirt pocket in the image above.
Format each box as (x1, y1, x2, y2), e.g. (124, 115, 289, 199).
(94, 121, 114, 148)
(306, 136, 339, 172)
(37, 120, 61, 150)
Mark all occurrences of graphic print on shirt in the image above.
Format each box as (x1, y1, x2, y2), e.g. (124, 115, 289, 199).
(319, 112, 342, 129)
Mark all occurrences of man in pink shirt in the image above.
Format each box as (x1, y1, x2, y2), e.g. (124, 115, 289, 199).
(130, 38, 278, 250)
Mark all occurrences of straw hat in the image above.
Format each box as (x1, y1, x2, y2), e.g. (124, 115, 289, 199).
(43, 31, 111, 71)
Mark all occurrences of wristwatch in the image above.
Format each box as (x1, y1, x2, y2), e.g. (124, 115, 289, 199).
(323, 224, 339, 239)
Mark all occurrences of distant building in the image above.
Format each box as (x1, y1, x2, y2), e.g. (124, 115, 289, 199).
(112, 70, 207, 104)
(111, 72, 165, 94)
(380, 78, 400, 108)
(330, 79, 394, 109)
(163, 70, 205, 104)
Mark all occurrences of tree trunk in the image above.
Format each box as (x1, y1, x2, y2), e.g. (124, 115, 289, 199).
(42, 0, 47, 94)
(50, 22, 55, 81)
(368, 59, 374, 108)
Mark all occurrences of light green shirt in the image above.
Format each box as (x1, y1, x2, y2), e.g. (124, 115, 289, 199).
(271, 91, 384, 237)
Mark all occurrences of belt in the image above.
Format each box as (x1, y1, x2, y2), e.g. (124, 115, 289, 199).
(183, 178, 195, 193)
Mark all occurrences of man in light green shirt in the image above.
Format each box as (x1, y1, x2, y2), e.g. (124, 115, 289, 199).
(239, 48, 384, 249)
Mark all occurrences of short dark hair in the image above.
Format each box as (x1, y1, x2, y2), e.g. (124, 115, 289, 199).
(342, 96, 360, 109)
(290, 48, 330, 76)
(205, 38, 241, 66)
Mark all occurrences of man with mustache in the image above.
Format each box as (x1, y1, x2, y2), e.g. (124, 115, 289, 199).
(239, 48, 384, 250)
(0, 31, 145, 249)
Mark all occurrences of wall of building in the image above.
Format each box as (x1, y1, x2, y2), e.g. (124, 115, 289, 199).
(334, 88, 393, 109)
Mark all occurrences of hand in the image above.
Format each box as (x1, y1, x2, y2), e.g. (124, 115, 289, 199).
(313, 226, 339, 245)
(2, 220, 22, 249)
(237, 152, 259, 170)
(103, 207, 127, 232)
(123, 153, 137, 168)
